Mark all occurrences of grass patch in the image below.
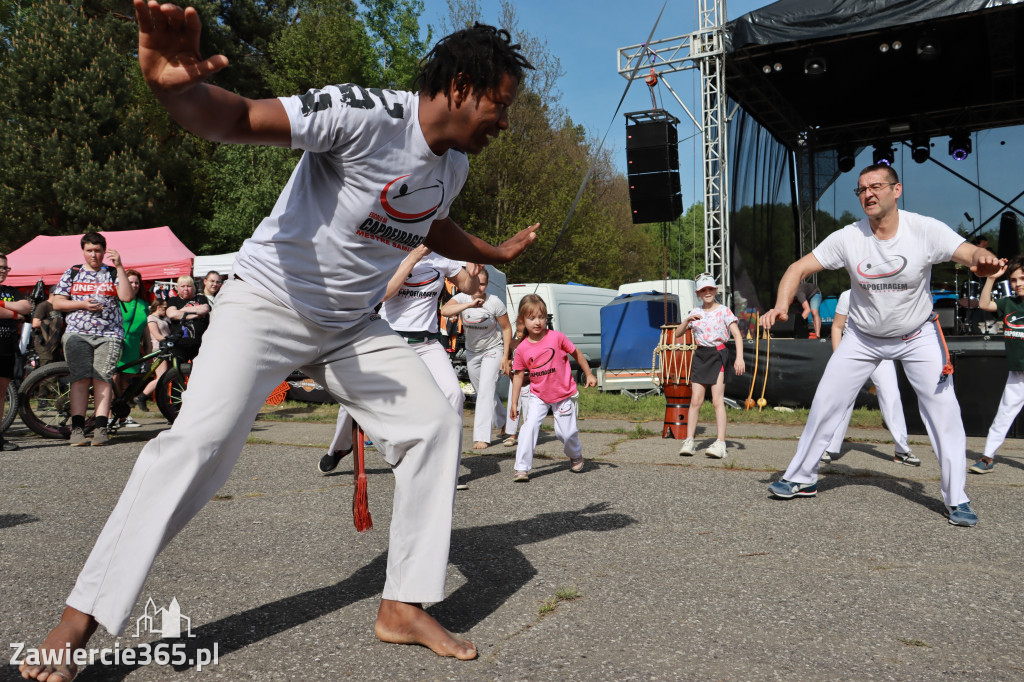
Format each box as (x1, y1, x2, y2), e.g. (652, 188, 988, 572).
(898, 638, 931, 648)
(538, 586, 582, 616)
(246, 436, 274, 445)
(211, 494, 233, 501)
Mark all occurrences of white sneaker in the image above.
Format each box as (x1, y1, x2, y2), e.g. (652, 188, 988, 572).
(678, 438, 696, 456)
(705, 440, 727, 459)
(121, 416, 142, 428)
(820, 451, 833, 464)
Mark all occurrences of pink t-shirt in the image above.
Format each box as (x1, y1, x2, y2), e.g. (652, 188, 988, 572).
(513, 329, 577, 403)
(685, 304, 738, 347)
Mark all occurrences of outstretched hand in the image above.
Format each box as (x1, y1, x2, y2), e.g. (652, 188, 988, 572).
(134, 0, 229, 93)
(973, 254, 1007, 279)
(496, 223, 540, 262)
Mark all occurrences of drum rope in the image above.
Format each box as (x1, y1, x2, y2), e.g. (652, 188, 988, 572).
(745, 316, 760, 410)
(757, 327, 771, 411)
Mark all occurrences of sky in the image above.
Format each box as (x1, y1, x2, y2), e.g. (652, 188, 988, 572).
(416, 0, 1024, 242)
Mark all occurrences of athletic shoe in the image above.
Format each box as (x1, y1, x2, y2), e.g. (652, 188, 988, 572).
(820, 452, 834, 464)
(678, 438, 696, 456)
(894, 450, 921, 466)
(133, 395, 149, 412)
(120, 416, 142, 428)
(513, 470, 529, 482)
(69, 427, 88, 446)
(456, 481, 469, 490)
(91, 426, 109, 447)
(570, 456, 585, 473)
(705, 440, 727, 459)
(768, 478, 817, 499)
(0, 437, 19, 451)
(318, 448, 351, 473)
(969, 459, 995, 474)
(946, 502, 978, 527)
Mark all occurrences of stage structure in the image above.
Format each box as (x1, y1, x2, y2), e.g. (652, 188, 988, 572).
(619, 0, 1024, 310)
(617, 0, 733, 299)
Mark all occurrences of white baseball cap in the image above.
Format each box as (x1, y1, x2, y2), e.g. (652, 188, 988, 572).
(695, 273, 717, 291)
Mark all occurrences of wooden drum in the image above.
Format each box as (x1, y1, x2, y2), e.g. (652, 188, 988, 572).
(653, 325, 695, 439)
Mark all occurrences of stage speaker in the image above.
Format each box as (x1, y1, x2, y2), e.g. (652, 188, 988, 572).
(998, 212, 1021, 260)
(625, 111, 683, 224)
(896, 350, 1024, 437)
(935, 306, 955, 333)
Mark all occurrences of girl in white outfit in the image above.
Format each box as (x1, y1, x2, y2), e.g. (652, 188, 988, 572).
(441, 267, 513, 448)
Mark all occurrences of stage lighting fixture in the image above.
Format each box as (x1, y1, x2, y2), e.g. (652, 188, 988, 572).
(873, 144, 895, 166)
(892, 40, 903, 50)
(949, 132, 971, 161)
(879, 43, 890, 53)
(773, 62, 782, 72)
(911, 136, 930, 164)
(762, 64, 772, 74)
(917, 32, 940, 60)
(803, 56, 826, 77)
(837, 145, 856, 173)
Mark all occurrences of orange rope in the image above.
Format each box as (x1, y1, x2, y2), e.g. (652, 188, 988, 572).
(931, 312, 955, 375)
(745, 317, 760, 410)
(757, 328, 771, 411)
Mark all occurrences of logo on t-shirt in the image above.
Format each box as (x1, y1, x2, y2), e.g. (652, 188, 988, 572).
(856, 256, 907, 279)
(1005, 313, 1024, 329)
(404, 269, 442, 288)
(380, 176, 446, 224)
(529, 348, 556, 377)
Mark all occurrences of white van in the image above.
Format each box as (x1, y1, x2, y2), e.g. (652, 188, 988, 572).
(618, 279, 698, 313)
(506, 283, 619, 370)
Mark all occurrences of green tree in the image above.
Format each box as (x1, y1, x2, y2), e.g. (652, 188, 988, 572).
(361, 0, 432, 89)
(0, 0, 166, 251)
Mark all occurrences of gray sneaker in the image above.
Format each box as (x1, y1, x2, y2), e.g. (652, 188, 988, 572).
(894, 450, 921, 466)
(820, 452, 834, 464)
(69, 426, 88, 446)
(91, 426, 109, 446)
(678, 438, 696, 456)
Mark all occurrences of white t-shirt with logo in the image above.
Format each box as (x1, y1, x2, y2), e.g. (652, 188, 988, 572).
(380, 252, 464, 333)
(233, 85, 469, 329)
(452, 293, 507, 353)
(812, 210, 963, 337)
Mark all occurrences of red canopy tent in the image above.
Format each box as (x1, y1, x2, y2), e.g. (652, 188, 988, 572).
(4, 227, 194, 287)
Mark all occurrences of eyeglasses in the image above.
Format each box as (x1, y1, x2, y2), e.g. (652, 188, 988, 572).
(853, 182, 896, 196)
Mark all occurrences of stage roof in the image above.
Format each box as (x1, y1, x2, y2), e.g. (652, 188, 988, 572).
(725, 0, 1024, 151)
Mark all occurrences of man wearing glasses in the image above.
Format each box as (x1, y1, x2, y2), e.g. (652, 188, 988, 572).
(759, 163, 1002, 527)
(0, 254, 32, 451)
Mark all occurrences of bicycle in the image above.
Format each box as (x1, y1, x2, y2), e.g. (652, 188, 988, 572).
(17, 321, 198, 439)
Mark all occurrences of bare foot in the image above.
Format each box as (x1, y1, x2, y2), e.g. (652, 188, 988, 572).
(472, 441, 489, 450)
(19, 606, 97, 681)
(374, 599, 476, 660)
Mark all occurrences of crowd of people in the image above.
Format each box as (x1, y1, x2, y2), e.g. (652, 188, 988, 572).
(9, 2, 1022, 680)
(0, 231, 226, 449)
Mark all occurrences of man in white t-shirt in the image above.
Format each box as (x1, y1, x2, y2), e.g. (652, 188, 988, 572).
(759, 164, 1002, 528)
(319, 245, 478, 485)
(20, 4, 539, 678)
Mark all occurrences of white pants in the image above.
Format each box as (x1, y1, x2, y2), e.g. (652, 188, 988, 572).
(982, 370, 1024, 458)
(328, 339, 464, 454)
(67, 280, 462, 635)
(514, 393, 581, 472)
(783, 319, 968, 507)
(826, 359, 910, 455)
(467, 346, 506, 443)
(504, 385, 531, 436)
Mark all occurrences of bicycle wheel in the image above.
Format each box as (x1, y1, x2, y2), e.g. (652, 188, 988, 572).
(156, 362, 191, 424)
(18, 362, 95, 439)
(1, 381, 16, 433)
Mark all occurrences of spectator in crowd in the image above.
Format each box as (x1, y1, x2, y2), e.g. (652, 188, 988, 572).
(795, 280, 822, 339)
(52, 232, 134, 446)
(32, 286, 65, 367)
(202, 270, 223, 306)
(135, 300, 170, 412)
(113, 269, 151, 428)
(0, 253, 32, 451)
(166, 275, 211, 343)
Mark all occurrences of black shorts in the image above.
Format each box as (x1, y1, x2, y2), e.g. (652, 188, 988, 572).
(0, 353, 15, 380)
(691, 345, 728, 385)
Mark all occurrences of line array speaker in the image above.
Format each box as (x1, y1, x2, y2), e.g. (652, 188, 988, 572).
(625, 110, 683, 224)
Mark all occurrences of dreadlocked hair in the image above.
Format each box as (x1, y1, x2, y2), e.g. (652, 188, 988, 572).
(414, 23, 534, 100)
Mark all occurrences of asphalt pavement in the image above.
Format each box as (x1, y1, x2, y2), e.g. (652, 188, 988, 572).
(2, 407, 1022, 681)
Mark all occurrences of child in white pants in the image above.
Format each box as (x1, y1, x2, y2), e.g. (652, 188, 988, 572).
(509, 295, 595, 480)
(973, 256, 1024, 474)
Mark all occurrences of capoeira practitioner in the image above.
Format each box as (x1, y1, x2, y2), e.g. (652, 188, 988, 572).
(761, 164, 1002, 527)
(318, 244, 479, 481)
(440, 266, 514, 449)
(20, 2, 536, 678)
(820, 289, 914, 465)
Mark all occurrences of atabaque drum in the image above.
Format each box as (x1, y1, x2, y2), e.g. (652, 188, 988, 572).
(653, 325, 695, 439)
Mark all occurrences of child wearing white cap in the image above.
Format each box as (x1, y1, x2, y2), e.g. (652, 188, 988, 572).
(676, 273, 745, 458)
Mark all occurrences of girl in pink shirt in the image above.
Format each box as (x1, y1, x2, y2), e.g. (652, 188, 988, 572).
(509, 294, 596, 481)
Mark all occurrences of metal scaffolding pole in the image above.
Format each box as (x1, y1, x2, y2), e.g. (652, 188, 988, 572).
(617, 0, 731, 298)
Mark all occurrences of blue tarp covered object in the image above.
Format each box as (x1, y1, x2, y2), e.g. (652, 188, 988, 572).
(600, 292, 680, 371)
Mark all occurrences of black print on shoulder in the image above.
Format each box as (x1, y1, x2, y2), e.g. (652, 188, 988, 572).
(336, 84, 405, 119)
(299, 90, 333, 117)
